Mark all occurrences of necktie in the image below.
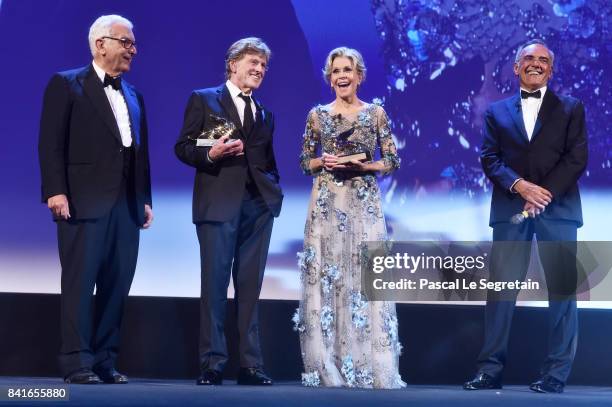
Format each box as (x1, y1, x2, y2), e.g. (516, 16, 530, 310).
(238, 93, 254, 135)
(521, 89, 541, 99)
(103, 74, 122, 91)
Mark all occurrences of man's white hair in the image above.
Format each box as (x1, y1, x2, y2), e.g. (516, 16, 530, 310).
(88, 15, 133, 57)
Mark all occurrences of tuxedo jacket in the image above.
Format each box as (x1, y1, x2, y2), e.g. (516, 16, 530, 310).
(38, 65, 152, 223)
(480, 89, 588, 227)
(175, 84, 283, 223)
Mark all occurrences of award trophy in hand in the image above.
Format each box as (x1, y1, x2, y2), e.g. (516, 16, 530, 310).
(334, 127, 372, 164)
(189, 114, 238, 147)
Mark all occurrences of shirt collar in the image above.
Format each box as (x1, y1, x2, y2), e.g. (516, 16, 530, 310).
(225, 79, 252, 98)
(92, 60, 122, 85)
(520, 85, 547, 100)
(92, 61, 107, 83)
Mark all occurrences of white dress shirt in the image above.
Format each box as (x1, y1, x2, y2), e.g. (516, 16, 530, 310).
(92, 61, 133, 147)
(510, 86, 547, 192)
(225, 79, 257, 125)
(521, 86, 546, 141)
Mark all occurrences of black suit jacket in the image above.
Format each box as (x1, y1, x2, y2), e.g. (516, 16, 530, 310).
(38, 65, 152, 223)
(481, 90, 587, 227)
(175, 84, 283, 223)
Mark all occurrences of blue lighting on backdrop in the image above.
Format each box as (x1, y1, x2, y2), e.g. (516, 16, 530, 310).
(0, 0, 610, 306)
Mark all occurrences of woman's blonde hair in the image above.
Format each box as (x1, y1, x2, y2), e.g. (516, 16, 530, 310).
(322, 47, 366, 84)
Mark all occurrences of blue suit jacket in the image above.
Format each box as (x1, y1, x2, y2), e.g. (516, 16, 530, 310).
(480, 90, 587, 227)
(174, 84, 283, 222)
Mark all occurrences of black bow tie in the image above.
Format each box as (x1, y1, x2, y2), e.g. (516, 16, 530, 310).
(103, 74, 122, 90)
(521, 89, 541, 99)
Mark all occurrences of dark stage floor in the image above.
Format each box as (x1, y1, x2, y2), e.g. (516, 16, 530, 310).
(1, 377, 612, 407)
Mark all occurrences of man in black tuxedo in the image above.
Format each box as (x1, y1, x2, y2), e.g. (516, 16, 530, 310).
(175, 37, 283, 386)
(38, 15, 153, 384)
(464, 39, 587, 393)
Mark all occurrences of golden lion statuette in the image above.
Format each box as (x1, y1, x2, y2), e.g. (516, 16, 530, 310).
(189, 114, 238, 147)
(333, 127, 372, 164)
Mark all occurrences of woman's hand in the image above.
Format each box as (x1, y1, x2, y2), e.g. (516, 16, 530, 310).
(321, 153, 348, 171)
(321, 154, 380, 173)
(343, 159, 373, 172)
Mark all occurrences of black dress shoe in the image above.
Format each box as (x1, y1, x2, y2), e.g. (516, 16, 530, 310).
(196, 369, 223, 385)
(237, 367, 273, 385)
(93, 367, 128, 384)
(463, 372, 502, 390)
(64, 368, 103, 384)
(529, 376, 564, 393)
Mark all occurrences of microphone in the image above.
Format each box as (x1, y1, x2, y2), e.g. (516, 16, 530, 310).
(510, 210, 530, 225)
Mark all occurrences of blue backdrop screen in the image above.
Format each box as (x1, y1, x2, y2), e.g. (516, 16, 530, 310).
(0, 0, 610, 303)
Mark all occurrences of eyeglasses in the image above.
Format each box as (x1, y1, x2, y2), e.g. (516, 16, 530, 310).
(101, 36, 137, 50)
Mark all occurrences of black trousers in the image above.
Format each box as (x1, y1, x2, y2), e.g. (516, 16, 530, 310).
(477, 218, 578, 383)
(57, 179, 140, 377)
(196, 190, 274, 372)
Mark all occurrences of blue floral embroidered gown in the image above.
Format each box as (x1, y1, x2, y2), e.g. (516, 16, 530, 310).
(294, 103, 405, 388)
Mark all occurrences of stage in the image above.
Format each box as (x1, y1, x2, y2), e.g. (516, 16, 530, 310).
(2, 294, 612, 386)
(1, 377, 611, 407)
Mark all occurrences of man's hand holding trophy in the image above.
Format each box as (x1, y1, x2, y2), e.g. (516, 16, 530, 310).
(189, 114, 244, 161)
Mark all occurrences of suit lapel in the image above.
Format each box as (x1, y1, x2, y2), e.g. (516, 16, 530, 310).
(506, 94, 529, 143)
(217, 85, 244, 138)
(79, 65, 122, 143)
(121, 81, 141, 146)
(530, 90, 559, 143)
(253, 97, 266, 125)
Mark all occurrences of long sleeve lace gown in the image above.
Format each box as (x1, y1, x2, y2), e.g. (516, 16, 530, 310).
(294, 103, 405, 389)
